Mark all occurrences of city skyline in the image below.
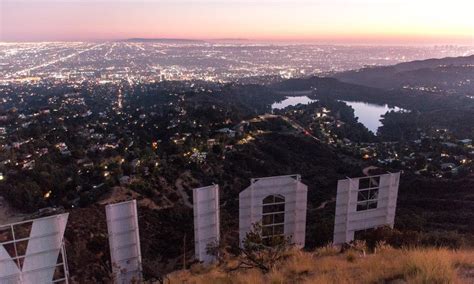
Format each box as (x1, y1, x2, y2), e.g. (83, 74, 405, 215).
(1, 0, 473, 44)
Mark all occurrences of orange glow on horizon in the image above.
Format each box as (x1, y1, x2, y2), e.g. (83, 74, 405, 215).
(1, 0, 473, 45)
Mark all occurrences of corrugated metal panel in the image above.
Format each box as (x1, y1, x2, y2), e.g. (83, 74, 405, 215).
(333, 172, 401, 245)
(193, 185, 220, 263)
(106, 200, 142, 284)
(239, 174, 308, 247)
(0, 213, 70, 284)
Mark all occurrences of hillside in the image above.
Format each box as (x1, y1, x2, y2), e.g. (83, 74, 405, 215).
(1, 71, 473, 283)
(56, 117, 363, 282)
(334, 55, 474, 95)
(270, 76, 401, 106)
(269, 75, 474, 111)
(167, 246, 474, 283)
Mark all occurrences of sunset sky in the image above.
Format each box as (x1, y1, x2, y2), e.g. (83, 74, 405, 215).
(1, 0, 473, 44)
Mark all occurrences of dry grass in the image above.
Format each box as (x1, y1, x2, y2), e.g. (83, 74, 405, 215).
(166, 247, 474, 284)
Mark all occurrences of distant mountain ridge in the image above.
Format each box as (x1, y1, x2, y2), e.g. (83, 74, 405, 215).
(387, 54, 474, 72)
(334, 54, 474, 94)
(270, 74, 473, 112)
(123, 38, 205, 44)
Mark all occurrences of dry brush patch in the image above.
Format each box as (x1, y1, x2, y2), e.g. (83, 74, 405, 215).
(166, 247, 474, 284)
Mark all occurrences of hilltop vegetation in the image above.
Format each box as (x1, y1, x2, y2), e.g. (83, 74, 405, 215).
(167, 245, 474, 283)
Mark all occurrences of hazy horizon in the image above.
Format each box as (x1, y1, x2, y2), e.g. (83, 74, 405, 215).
(1, 0, 473, 45)
(1, 39, 474, 47)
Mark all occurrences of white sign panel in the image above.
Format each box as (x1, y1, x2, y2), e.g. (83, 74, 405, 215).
(193, 185, 220, 263)
(333, 172, 401, 245)
(106, 200, 142, 284)
(239, 174, 308, 247)
(0, 213, 70, 284)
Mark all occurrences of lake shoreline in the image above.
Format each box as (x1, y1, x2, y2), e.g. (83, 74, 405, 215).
(272, 96, 406, 134)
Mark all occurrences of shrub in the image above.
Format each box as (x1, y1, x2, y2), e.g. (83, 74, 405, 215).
(236, 222, 293, 273)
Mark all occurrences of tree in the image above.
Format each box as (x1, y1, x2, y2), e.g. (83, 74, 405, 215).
(234, 222, 293, 273)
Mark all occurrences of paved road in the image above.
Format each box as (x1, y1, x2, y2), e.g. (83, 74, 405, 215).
(14, 43, 105, 76)
(280, 115, 321, 142)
